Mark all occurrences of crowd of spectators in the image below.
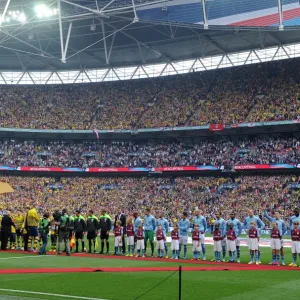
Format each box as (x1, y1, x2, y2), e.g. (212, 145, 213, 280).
(0, 175, 298, 225)
(0, 137, 298, 168)
(0, 59, 299, 130)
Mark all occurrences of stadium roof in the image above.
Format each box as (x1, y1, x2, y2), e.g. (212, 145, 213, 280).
(0, 0, 300, 74)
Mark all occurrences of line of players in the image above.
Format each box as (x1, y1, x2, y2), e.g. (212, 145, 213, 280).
(4, 207, 300, 266)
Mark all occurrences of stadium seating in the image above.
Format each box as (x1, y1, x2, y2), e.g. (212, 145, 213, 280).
(0, 59, 299, 130)
(0, 175, 297, 224)
(0, 138, 298, 168)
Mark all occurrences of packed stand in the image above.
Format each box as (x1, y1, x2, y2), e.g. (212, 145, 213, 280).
(0, 175, 298, 224)
(0, 137, 298, 168)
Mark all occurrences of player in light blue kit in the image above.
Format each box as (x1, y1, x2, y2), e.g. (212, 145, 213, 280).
(289, 208, 300, 229)
(264, 209, 287, 265)
(243, 209, 265, 263)
(212, 212, 226, 262)
(156, 212, 169, 258)
(193, 210, 207, 260)
(178, 212, 190, 260)
(226, 212, 242, 263)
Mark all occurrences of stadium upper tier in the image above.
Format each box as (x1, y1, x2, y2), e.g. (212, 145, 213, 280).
(0, 59, 299, 130)
(0, 137, 298, 168)
(0, 175, 298, 222)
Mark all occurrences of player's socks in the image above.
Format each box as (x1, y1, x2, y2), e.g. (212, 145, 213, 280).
(256, 252, 259, 262)
(178, 244, 182, 258)
(131, 245, 135, 255)
(281, 255, 285, 264)
(193, 251, 196, 259)
(28, 237, 32, 249)
(82, 241, 85, 252)
(229, 251, 232, 261)
(218, 252, 221, 261)
(137, 250, 140, 257)
(75, 241, 79, 252)
(119, 246, 122, 254)
(165, 243, 168, 256)
(250, 251, 254, 262)
(115, 246, 118, 254)
(292, 254, 297, 264)
(222, 245, 226, 260)
(214, 251, 218, 261)
(127, 245, 131, 255)
(183, 245, 187, 259)
(276, 254, 280, 263)
(106, 241, 109, 254)
(232, 251, 236, 262)
(201, 244, 206, 259)
(272, 254, 276, 263)
(258, 250, 261, 261)
(150, 242, 154, 256)
(88, 240, 92, 252)
(198, 251, 201, 259)
(172, 250, 175, 258)
(34, 239, 38, 249)
(236, 246, 240, 259)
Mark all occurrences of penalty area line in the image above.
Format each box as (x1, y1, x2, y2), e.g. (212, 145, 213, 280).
(0, 289, 108, 300)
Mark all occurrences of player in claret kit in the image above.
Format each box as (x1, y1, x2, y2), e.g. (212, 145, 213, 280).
(289, 221, 300, 267)
(191, 224, 201, 261)
(156, 225, 166, 258)
(170, 224, 180, 259)
(270, 222, 281, 266)
(213, 223, 222, 262)
(114, 220, 123, 255)
(248, 221, 259, 265)
(226, 223, 236, 263)
(126, 218, 135, 257)
(136, 224, 145, 257)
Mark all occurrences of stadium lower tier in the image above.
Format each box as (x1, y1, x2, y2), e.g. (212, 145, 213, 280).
(0, 174, 298, 222)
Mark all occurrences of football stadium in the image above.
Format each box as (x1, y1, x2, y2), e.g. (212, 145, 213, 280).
(0, 0, 300, 299)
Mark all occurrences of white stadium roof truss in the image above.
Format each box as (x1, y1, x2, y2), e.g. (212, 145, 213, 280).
(0, 0, 299, 84)
(0, 42, 299, 84)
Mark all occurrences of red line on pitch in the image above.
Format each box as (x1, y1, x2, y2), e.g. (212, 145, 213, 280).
(2, 250, 300, 271)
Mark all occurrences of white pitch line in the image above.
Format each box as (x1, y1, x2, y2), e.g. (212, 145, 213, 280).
(0, 256, 51, 260)
(0, 289, 108, 300)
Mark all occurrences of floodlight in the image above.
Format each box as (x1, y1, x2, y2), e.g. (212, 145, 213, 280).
(35, 4, 58, 18)
(18, 13, 26, 23)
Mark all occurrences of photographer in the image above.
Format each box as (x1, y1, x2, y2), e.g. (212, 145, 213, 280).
(56, 209, 72, 256)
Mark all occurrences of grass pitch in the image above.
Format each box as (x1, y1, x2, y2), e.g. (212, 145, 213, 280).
(0, 242, 299, 300)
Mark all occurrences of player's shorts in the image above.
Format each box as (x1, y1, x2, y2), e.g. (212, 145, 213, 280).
(75, 232, 84, 240)
(114, 236, 122, 247)
(171, 240, 179, 251)
(87, 231, 97, 240)
(127, 236, 134, 246)
(226, 240, 236, 252)
(28, 226, 39, 237)
(214, 241, 222, 252)
(10, 233, 16, 243)
(100, 230, 109, 240)
(136, 239, 145, 250)
(248, 238, 258, 251)
(291, 241, 300, 254)
(221, 239, 226, 247)
(144, 230, 154, 242)
(156, 239, 164, 250)
(179, 236, 188, 245)
(280, 239, 284, 248)
(235, 237, 240, 247)
(16, 229, 22, 237)
(192, 240, 201, 252)
(200, 233, 205, 244)
(270, 238, 281, 250)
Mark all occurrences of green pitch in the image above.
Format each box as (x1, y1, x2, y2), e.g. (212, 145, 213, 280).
(0, 243, 299, 300)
